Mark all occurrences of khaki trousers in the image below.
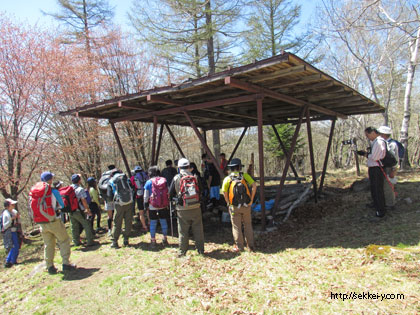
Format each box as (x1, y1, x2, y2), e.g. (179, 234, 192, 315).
(112, 202, 133, 243)
(177, 208, 204, 254)
(39, 219, 71, 268)
(69, 210, 94, 246)
(229, 205, 254, 250)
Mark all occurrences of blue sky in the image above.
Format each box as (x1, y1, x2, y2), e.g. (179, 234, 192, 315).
(0, 0, 320, 31)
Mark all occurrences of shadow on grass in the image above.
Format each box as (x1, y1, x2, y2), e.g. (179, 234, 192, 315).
(256, 180, 420, 253)
(205, 248, 240, 260)
(62, 267, 100, 281)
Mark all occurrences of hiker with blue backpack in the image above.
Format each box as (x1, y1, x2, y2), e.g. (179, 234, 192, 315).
(143, 166, 169, 247)
(130, 165, 149, 232)
(107, 170, 133, 248)
(169, 158, 204, 257)
(378, 126, 401, 210)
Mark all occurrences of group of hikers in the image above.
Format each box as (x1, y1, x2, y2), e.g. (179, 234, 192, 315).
(2, 153, 257, 273)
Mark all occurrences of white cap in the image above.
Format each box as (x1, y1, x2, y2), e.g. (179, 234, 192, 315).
(377, 126, 392, 135)
(5, 198, 17, 205)
(178, 158, 190, 168)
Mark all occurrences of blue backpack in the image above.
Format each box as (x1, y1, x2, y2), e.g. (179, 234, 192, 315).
(389, 139, 405, 159)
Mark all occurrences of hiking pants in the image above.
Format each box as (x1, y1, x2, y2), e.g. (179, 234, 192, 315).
(112, 202, 133, 243)
(368, 166, 386, 217)
(177, 208, 204, 254)
(39, 220, 71, 268)
(5, 231, 19, 264)
(69, 210, 94, 245)
(229, 205, 254, 250)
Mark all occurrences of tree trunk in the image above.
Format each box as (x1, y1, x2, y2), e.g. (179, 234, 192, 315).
(400, 27, 420, 169)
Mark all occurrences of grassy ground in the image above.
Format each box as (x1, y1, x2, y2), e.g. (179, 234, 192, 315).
(1, 169, 419, 314)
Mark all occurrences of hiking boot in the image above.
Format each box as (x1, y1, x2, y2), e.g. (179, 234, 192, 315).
(47, 266, 58, 275)
(110, 242, 119, 249)
(150, 240, 157, 248)
(162, 239, 169, 246)
(62, 264, 77, 272)
(4, 262, 13, 268)
(107, 230, 112, 237)
(123, 239, 129, 246)
(86, 241, 99, 247)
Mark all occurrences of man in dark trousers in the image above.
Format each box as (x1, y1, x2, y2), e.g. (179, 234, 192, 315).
(357, 127, 387, 220)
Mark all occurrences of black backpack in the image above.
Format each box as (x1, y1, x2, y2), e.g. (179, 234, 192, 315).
(109, 173, 132, 205)
(98, 170, 113, 202)
(380, 139, 398, 168)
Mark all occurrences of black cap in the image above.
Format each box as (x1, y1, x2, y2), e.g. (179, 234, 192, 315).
(227, 158, 244, 167)
(107, 164, 116, 170)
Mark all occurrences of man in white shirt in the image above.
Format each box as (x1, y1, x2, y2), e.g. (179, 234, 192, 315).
(2, 199, 19, 268)
(357, 127, 387, 219)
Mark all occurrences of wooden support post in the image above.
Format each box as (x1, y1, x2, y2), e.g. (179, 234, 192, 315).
(227, 127, 248, 165)
(183, 111, 224, 178)
(306, 107, 318, 202)
(273, 106, 306, 214)
(257, 97, 266, 231)
(155, 124, 164, 165)
(110, 122, 132, 177)
(271, 124, 300, 181)
(151, 116, 157, 166)
(319, 119, 336, 193)
(165, 124, 185, 158)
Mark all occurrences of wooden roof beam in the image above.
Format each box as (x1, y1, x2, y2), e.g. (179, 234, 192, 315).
(224, 77, 347, 119)
(147, 94, 257, 120)
(110, 94, 257, 123)
(251, 65, 306, 83)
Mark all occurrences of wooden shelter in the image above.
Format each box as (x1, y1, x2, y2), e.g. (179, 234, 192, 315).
(60, 52, 384, 230)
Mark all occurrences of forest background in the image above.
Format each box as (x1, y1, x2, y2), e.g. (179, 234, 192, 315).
(1, 0, 420, 228)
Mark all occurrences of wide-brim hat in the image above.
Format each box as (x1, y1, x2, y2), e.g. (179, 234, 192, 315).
(227, 158, 244, 167)
(4, 198, 17, 205)
(377, 126, 392, 135)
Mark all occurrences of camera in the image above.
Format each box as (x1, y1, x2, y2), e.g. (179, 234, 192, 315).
(342, 139, 353, 145)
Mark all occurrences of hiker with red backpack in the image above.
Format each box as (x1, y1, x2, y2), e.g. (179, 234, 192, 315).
(222, 158, 257, 253)
(29, 172, 75, 274)
(130, 165, 149, 232)
(169, 158, 204, 257)
(143, 166, 169, 247)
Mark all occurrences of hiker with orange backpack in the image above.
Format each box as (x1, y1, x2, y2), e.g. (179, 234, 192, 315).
(29, 172, 75, 274)
(222, 158, 257, 253)
(143, 166, 169, 248)
(169, 158, 204, 257)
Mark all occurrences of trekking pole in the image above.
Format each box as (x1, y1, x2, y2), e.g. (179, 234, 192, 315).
(170, 200, 174, 237)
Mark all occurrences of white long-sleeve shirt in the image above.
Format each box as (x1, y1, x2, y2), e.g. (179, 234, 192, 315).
(367, 136, 386, 167)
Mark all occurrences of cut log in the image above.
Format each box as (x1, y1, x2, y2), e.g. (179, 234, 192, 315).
(283, 184, 312, 222)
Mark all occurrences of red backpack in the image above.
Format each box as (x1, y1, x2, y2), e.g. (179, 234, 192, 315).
(29, 182, 56, 223)
(58, 186, 79, 213)
(179, 174, 200, 207)
(149, 177, 169, 209)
